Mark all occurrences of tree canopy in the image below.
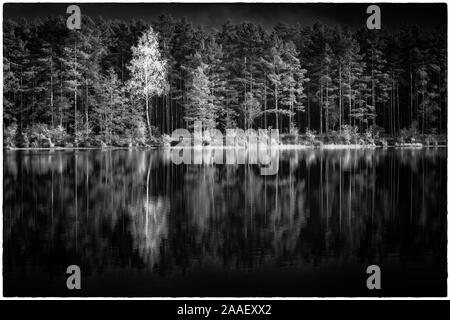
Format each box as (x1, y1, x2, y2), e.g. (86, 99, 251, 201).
(3, 15, 447, 147)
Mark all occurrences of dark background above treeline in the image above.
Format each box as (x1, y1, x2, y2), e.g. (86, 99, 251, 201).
(3, 10, 447, 147)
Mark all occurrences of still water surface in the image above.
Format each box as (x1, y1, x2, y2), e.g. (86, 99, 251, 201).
(3, 148, 447, 296)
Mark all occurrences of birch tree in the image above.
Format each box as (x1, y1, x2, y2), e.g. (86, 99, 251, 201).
(128, 27, 168, 137)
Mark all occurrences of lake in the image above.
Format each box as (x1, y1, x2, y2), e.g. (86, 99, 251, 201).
(3, 148, 447, 297)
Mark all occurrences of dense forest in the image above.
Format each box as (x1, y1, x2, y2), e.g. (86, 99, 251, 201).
(3, 15, 447, 147)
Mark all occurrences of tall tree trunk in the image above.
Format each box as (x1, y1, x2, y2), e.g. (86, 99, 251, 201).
(19, 65, 23, 132)
(371, 49, 375, 130)
(396, 81, 400, 131)
(348, 69, 352, 127)
(325, 69, 329, 134)
(50, 55, 54, 128)
(165, 94, 170, 134)
(74, 36, 77, 140)
(275, 83, 278, 130)
(264, 77, 267, 129)
(170, 87, 173, 132)
(145, 70, 152, 137)
(415, 72, 419, 127)
(319, 78, 323, 135)
(438, 69, 441, 133)
(421, 64, 425, 134)
(289, 82, 293, 132)
(307, 85, 310, 130)
(146, 92, 151, 137)
(390, 75, 394, 134)
(410, 66, 413, 126)
(85, 78, 89, 134)
(339, 63, 342, 134)
(59, 71, 63, 127)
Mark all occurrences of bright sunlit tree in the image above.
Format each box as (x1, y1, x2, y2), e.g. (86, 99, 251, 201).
(128, 27, 168, 137)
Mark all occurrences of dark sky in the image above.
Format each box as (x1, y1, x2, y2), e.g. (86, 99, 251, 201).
(3, 3, 447, 31)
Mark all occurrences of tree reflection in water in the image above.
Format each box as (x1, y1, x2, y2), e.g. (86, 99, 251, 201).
(3, 148, 446, 296)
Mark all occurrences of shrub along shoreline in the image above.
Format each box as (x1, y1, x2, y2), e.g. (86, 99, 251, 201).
(3, 122, 446, 150)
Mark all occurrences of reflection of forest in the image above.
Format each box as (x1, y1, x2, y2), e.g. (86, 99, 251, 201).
(3, 148, 446, 277)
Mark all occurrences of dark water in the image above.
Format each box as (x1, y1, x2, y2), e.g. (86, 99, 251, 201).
(3, 148, 447, 297)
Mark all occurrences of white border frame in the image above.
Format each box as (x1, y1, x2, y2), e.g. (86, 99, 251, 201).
(0, 0, 448, 300)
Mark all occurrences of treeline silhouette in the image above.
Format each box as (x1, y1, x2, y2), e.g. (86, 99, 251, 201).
(3, 15, 447, 147)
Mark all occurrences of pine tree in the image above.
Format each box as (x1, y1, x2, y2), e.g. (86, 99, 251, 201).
(260, 35, 293, 131)
(95, 68, 125, 143)
(3, 21, 20, 126)
(184, 62, 217, 130)
(279, 41, 308, 131)
(60, 30, 87, 139)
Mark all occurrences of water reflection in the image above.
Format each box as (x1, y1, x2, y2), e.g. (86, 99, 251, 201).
(3, 148, 447, 296)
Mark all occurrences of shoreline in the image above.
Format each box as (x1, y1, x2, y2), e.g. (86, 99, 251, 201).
(4, 144, 447, 151)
